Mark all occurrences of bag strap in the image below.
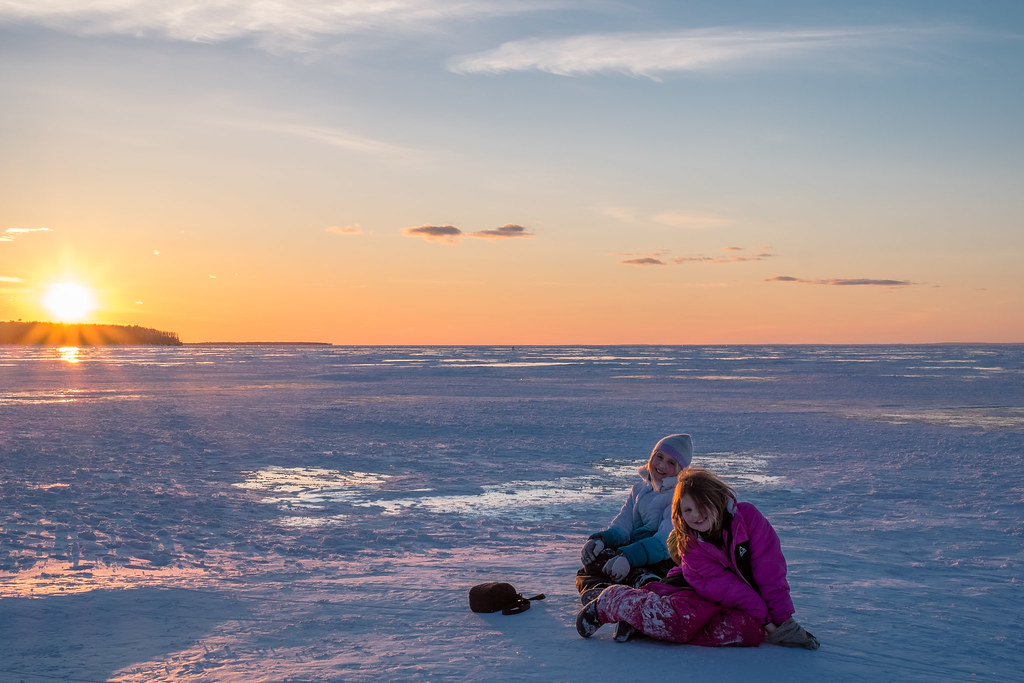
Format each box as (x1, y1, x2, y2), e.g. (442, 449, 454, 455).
(500, 593, 546, 615)
(501, 599, 530, 615)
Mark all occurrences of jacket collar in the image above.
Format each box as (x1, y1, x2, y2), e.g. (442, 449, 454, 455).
(638, 464, 677, 492)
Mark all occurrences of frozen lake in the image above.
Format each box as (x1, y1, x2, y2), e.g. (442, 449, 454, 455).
(1, 344, 1022, 681)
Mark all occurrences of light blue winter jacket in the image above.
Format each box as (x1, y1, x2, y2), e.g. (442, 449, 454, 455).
(589, 465, 676, 567)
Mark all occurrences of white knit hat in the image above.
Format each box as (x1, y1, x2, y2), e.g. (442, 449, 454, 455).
(651, 434, 693, 468)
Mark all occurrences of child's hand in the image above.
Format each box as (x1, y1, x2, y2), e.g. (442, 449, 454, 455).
(581, 539, 604, 565)
(602, 554, 631, 581)
(765, 618, 819, 650)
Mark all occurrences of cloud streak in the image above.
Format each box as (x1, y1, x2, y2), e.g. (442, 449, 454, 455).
(601, 206, 735, 230)
(1, 227, 51, 243)
(249, 121, 411, 156)
(450, 26, 950, 79)
(651, 212, 735, 229)
(403, 223, 534, 243)
(468, 224, 534, 240)
(619, 256, 666, 266)
(404, 224, 463, 243)
(767, 276, 914, 286)
(0, 1, 555, 53)
(620, 246, 774, 266)
(326, 225, 363, 235)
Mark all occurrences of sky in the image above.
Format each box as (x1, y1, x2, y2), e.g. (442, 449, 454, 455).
(1, 0, 1022, 344)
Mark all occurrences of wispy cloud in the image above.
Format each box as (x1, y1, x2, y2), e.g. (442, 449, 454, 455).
(620, 256, 667, 266)
(620, 246, 774, 266)
(468, 224, 534, 239)
(404, 224, 463, 243)
(651, 212, 736, 229)
(326, 224, 363, 235)
(403, 223, 533, 243)
(601, 206, 734, 230)
(450, 26, 950, 79)
(243, 121, 411, 157)
(767, 276, 914, 286)
(0, 276, 24, 282)
(0, 1, 555, 53)
(1, 227, 51, 242)
(692, 247, 774, 264)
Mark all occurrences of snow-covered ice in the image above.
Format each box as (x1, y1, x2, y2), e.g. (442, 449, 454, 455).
(1, 344, 1021, 681)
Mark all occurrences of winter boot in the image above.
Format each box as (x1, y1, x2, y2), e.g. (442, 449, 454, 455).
(613, 621, 636, 642)
(576, 599, 604, 638)
(580, 585, 606, 605)
(632, 571, 661, 588)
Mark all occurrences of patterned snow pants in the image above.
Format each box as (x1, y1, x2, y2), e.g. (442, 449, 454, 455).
(596, 583, 766, 647)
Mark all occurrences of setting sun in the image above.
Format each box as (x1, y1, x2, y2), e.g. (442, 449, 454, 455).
(43, 282, 96, 322)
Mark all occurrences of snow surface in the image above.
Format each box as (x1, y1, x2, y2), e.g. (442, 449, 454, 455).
(1, 344, 1021, 682)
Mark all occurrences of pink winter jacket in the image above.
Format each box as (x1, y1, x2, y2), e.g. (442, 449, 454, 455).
(679, 500, 794, 626)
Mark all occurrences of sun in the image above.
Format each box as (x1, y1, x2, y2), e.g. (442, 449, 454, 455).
(44, 282, 96, 322)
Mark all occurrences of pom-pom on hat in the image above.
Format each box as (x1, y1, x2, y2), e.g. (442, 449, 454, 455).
(652, 434, 693, 469)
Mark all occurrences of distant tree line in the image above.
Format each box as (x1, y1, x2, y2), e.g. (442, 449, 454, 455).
(0, 321, 183, 346)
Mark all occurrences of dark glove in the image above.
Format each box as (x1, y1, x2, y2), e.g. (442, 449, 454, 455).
(766, 618, 820, 650)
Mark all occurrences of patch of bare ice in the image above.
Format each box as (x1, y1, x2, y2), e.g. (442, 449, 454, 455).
(702, 451, 783, 488)
(842, 407, 1024, 430)
(0, 389, 144, 405)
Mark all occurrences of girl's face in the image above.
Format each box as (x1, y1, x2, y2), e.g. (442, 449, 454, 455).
(677, 493, 715, 533)
(648, 450, 682, 485)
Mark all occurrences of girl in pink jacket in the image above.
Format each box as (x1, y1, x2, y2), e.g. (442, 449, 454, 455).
(577, 468, 819, 649)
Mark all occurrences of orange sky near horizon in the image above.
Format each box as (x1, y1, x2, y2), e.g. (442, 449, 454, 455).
(5, 223, 1019, 344)
(2, 3, 1022, 345)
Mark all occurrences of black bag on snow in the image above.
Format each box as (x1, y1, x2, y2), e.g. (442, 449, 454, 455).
(468, 582, 546, 615)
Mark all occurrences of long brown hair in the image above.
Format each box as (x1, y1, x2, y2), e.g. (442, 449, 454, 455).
(671, 467, 735, 555)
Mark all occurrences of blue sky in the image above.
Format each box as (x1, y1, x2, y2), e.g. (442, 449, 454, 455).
(1, 1, 1022, 343)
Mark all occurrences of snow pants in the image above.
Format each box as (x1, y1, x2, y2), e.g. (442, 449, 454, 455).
(596, 583, 766, 647)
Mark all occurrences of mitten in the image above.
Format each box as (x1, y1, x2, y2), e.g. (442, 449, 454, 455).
(766, 618, 820, 650)
(580, 539, 604, 566)
(602, 554, 631, 581)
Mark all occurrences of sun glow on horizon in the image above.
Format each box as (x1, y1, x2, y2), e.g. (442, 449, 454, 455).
(43, 282, 96, 322)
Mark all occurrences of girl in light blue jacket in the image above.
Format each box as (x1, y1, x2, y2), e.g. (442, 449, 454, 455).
(576, 434, 693, 603)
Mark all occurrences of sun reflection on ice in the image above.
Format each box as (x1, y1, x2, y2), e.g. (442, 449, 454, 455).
(59, 346, 81, 364)
(234, 458, 782, 526)
(368, 477, 611, 520)
(235, 466, 388, 501)
(234, 467, 390, 526)
(234, 465, 631, 525)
